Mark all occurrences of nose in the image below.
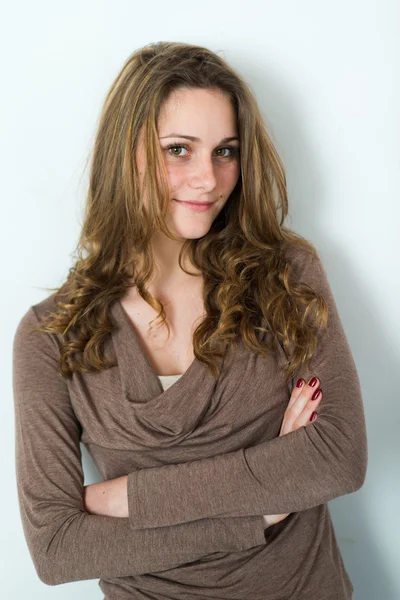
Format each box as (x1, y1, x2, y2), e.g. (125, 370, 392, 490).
(189, 155, 217, 192)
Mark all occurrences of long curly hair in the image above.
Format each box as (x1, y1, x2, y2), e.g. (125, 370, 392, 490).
(29, 41, 328, 384)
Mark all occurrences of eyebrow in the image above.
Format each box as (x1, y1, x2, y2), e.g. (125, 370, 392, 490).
(159, 133, 239, 143)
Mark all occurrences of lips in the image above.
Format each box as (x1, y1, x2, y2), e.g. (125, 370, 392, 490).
(174, 199, 213, 205)
(173, 199, 214, 212)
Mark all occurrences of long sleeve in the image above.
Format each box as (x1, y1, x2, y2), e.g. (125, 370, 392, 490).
(12, 306, 267, 586)
(126, 248, 368, 529)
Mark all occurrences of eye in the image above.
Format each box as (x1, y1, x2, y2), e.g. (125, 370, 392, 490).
(166, 144, 188, 157)
(215, 147, 239, 158)
(164, 144, 240, 159)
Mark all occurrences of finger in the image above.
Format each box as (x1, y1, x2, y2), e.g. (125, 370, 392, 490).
(280, 378, 321, 436)
(280, 389, 322, 436)
(293, 389, 323, 429)
(288, 377, 320, 419)
(287, 376, 320, 409)
(287, 378, 305, 408)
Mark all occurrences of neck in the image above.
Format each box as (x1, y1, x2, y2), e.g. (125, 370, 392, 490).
(149, 230, 202, 285)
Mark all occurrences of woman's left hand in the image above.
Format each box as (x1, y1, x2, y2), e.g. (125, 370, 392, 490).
(83, 475, 128, 518)
(263, 376, 323, 528)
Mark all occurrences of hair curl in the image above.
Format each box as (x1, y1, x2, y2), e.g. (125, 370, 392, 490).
(29, 41, 328, 384)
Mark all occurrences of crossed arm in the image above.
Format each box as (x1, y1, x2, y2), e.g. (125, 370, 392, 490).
(84, 250, 367, 531)
(13, 249, 367, 586)
(13, 307, 267, 586)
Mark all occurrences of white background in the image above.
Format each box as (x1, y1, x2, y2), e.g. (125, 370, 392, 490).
(2, 1, 399, 598)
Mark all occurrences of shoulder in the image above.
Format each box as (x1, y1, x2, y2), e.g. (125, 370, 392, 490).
(280, 239, 327, 289)
(13, 292, 60, 352)
(281, 238, 322, 270)
(13, 293, 69, 403)
(32, 291, 60, 321)
(281, 238, 319, 265)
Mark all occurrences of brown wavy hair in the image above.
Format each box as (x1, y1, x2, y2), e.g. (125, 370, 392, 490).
(30, 41, 328, 384)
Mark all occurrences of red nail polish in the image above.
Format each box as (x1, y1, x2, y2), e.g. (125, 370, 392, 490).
(309, 377, 318, 387)
(310, 411, 318, 422)
(296, 378, 304, 388)
(312, 389, 320, 401)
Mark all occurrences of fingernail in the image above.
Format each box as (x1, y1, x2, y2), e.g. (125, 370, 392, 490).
(309, 377, 318, 387)
(311, 389, 321, 401)
(296, 378, 304, 388)
(310, 411, 318, 422)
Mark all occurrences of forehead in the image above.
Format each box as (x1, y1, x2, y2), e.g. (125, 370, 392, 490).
(158, 88, 237, 134)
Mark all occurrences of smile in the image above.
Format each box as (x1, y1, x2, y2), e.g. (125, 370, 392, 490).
(173, 199, 214, 212)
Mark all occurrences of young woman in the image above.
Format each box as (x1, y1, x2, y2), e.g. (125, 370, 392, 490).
(13, 41, 367, 599)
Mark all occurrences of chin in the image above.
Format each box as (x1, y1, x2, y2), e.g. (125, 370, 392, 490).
(170, 220, 212, 240)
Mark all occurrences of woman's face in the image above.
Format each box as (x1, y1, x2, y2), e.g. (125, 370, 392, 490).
(136, 87, 241, 240)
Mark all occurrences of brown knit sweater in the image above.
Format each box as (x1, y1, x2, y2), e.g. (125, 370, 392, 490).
(12, 244, 368, 599)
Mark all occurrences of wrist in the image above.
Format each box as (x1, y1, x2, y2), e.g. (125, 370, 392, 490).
(83, 476, 128, 518)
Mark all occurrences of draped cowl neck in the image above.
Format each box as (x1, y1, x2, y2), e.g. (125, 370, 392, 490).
(111, 296, 214, 403)
(69, 296, 278, 454)
(108, 297, 227, 447)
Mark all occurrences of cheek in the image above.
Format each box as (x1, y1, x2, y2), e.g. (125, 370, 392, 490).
(165, 165, 185, 192)
(221, 163, 241, 190)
